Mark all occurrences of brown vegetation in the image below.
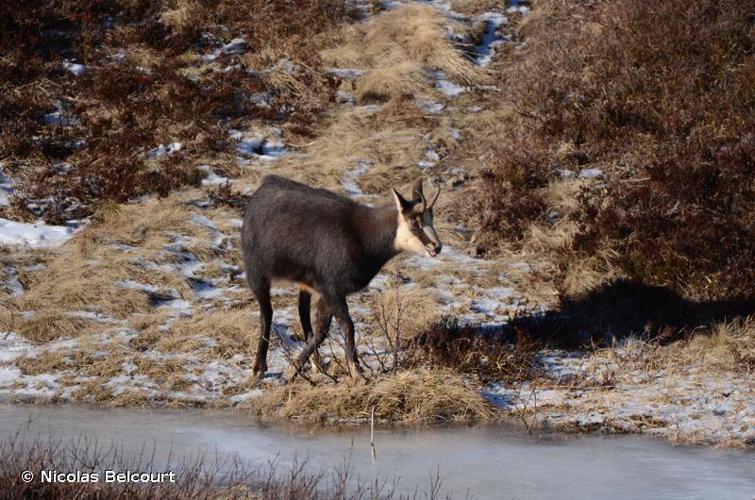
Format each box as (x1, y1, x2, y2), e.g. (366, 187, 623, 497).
(477, 0, 754, 301)
(407, 318, 540, 383)
(0, 0, 352, 223)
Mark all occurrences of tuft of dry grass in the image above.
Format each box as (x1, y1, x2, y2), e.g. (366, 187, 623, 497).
(272, 104, 426, 194)
(368, 281, 441, 338)
(250, 368, 495, 425)
(17, 250, 154, 323)
(14, 309, 96, 343)
(155, 306, 257, 357)
(322, 4, 481, 102)
(660, 317, 755, 374)
(79, 197, 203, 254)
(159, 0, 204, 40)
(450, 0, 502, 15)
(356, 61, 426, 102)
(15, 349, 70, 376)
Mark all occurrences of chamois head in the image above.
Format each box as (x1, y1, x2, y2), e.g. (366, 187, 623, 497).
(392, 178, 443, 257)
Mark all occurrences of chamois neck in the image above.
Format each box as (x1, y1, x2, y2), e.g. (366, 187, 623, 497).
(355, 203, 400, 263)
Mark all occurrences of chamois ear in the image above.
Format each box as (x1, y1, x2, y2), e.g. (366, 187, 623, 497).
(428, 182, 441, 210)
(411, 178, 428, 213)
(392, 188, 413, 213)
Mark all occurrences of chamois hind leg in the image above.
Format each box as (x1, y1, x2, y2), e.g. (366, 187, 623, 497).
(290, 300, 332, 381)
(297, 290, 313, 342)
(250, 277, 273, 380)
(332, 297, 365, 378)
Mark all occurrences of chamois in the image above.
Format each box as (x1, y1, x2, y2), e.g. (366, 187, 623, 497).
(241, 175, 442, 380)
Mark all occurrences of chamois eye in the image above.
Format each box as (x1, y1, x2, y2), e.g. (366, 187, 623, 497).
(410, 218, 420, 229)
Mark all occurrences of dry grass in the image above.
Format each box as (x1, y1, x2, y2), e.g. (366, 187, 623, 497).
(81, 197, 200, 251)
(4, 196, 230, 342)
(257, 4, 479, 198)
(681, 318, 755, 372)
(356, 61, 426, 102)
(15, 349, 71, 376)
(154, 306, 257, 357)
(17, 250, 156, 323)
(16, 339, 128, 381)
(272, 104, 426, 194)
(450, 0, 502, 15)
(322, 4, 481, 102)
(555, 317, 755, 392)
(250, 367, 495, 424)
(368, 282, 442, 341)
(13, 309, 97, 343)
(644, 317, 755, 375)
(159, 0, 203, 39)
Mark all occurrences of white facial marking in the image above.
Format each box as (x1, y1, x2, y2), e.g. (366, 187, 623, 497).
(393, 213, 426, 254)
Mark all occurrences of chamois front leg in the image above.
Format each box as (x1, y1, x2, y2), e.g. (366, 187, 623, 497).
(333, 298, 366, 379)
(288, 301, 332, 382)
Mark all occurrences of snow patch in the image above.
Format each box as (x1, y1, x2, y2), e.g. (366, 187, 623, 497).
(3, 266, 24, 297)
(326, 68, 365, 78)
(0, 165, 13, 207)
(0, 218, 78, 248)
(202, 37, 246, 61)
(342, 161, 371, 197)
(0, 333, 33, 363)
(147, 142, 183, 159)
(432, 71, 466, 97)
(417, 148, 440, 169)
(198, 165, 230, 186)
(68, 310, 125, 325)
(63, 61, 86, 76)
(0, 365, 22, 385)
(507, 5, 530, 15)
(121, 361, 138, 375)
(416, 99, 444, 114)
(475, 13, 508, 66)
(235, 135, 286, 160)
(578, 168, 603, 179)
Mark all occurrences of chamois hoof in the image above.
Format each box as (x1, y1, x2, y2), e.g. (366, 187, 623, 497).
(347, 363, 368, 381)
(282, 365, 300, 384)
(310, 354, 329, 374)
(251, 364, 267, 383)
(310, 360, 321, 376)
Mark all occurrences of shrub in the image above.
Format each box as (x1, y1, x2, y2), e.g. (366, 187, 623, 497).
(479, 0, 755, 299)
(407, 318, 540, 382)
(0, 0, 350, 223)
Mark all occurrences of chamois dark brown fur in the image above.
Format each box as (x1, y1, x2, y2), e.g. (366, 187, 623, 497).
(241, 175, 441, 379)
